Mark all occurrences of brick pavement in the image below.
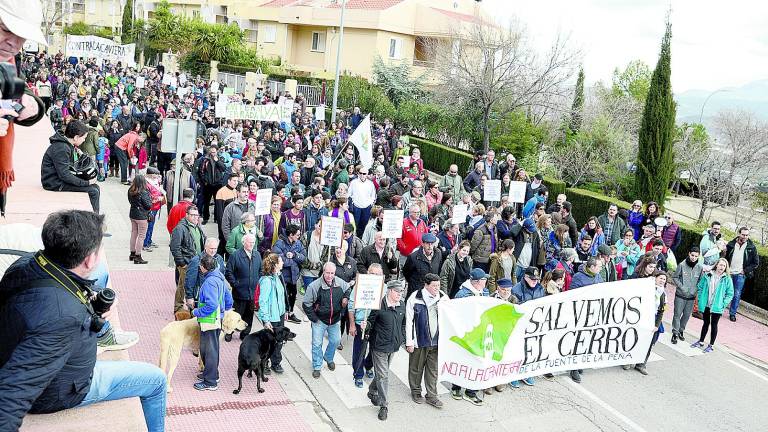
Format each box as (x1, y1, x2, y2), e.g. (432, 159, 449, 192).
(111, 270, 313, 432)
(663, 284, 768, 365)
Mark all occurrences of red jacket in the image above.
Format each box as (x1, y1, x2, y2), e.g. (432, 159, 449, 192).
(167, 200, 193, 234)
(397, 217, 427, 256)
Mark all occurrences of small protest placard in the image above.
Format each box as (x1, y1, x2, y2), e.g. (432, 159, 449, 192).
(484, 180, 502, 202)
(381, 210, 404, 239)
(452, 204, 470, 224)
(320, 216, 344, 247)
(508, 181, 527, 203)
(135, 76, 145, 88)
(253, 189, 272, 216)
(353, 274, 386, 310)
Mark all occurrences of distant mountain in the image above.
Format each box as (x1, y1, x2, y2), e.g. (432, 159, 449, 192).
(675, 79, 768, 128)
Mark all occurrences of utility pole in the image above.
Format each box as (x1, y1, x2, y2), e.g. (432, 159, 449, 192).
(330, 0, 347, 124)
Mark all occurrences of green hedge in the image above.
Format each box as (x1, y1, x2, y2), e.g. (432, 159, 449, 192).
(408, 136, 473, 176)
(543, 178, 768, 310)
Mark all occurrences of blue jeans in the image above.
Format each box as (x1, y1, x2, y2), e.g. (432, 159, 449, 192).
(352, 323, 373, 379)
(311, 320, 341, 370)
(77, 360, 167, 432)
(143, 209, 159, 248)
(351, 204, 372, 238)
(730, 274, 746, 317)
(90, 261, 110, 289)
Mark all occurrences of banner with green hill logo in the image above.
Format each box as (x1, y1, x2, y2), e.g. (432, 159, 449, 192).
(438, 279, 656, 389)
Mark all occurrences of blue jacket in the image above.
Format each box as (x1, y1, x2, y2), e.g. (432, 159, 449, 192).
(511, 280, 545, 303)
(696, 272, 734, 314)
(185, 253, 225, 300)
(578, 228, 606, 256)
(305, 203, 329, 233)
(522, 195, 545, 218)
(0, 255, 98, 427)
(193, 268, 233, 320)
(455, 280, 490, 298)
(257, 274, 287, 323)
(225, 248, 262, 301)
(272, 237, 306, 284)
(570, 264, 604, 289)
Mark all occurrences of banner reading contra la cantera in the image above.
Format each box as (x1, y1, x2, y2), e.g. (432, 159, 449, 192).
(438, 278, 656, 390)
(66, 35, 136, 66)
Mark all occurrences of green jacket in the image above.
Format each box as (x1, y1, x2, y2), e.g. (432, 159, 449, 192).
(597, 213, 628, 246)
(81, 126, 99, 156)
(332, 169, 349, 195)
(697, 272, 734, 314)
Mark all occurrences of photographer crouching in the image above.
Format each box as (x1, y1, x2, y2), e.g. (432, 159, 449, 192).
(0, 210, 166, 431)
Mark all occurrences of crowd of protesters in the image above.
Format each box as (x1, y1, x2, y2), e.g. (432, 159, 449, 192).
(10, 49, 761, 425)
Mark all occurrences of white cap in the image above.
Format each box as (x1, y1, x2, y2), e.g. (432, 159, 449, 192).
(0, 0, 48, 46)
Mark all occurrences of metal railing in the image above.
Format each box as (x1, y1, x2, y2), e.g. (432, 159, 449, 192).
(217, 72, 323, 106)
(218, 72, 247, 94)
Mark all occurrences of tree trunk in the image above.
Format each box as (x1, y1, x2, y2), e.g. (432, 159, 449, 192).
(482, 105, 491, 153)
(697, 199, 707, 224)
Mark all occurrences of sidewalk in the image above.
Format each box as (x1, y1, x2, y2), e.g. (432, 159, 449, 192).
(111, 270, 313, 432)
(663, 284, 768, 367)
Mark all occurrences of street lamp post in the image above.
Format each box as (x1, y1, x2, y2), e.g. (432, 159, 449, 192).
(699, 88, 730, 123)
(330, 0, 347, 124)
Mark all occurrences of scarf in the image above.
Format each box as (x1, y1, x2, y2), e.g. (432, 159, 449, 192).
(0, 56, 17, 200)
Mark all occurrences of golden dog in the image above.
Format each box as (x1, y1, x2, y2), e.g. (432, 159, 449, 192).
(159, 310, 248, 393)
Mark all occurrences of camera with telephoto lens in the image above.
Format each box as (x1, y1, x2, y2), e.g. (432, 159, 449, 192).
(90, 288, 116, 332)
(0, 62, 25, 100)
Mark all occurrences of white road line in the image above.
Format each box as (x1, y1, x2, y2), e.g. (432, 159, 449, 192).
(564, 379, 650, 432)
(657, 332, 703, 357)
(728, 359, 768, 383)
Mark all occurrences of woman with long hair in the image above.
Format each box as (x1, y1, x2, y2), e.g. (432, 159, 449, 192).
(578, 216, 606, 256)
(546, 223, 571, 270)
(692, 258, 734, 353)
(259, 196, 283, 255)
(543, 268, 566, 295)
(616, 228, 642, 279)
(488, 239, 517, 294)
(127, 174, 152, 264)
(631, 253, 658, 279)
(257, 253, 288, 373)
(643, 201, 661, 228)
(536, 214, 553, 272)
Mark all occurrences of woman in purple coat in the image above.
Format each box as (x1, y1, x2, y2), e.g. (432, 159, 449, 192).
(259, 196, 283, 255)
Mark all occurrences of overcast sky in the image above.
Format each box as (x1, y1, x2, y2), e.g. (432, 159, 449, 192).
(482, 0, 768, 93)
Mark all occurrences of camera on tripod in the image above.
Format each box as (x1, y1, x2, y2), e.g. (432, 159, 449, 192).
(0, 62, 26, 100)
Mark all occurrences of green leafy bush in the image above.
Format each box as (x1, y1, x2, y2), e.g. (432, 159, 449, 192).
(408, 136, 473, 176)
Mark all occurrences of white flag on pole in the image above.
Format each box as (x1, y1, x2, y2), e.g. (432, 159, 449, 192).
(349, 114, 373, 169)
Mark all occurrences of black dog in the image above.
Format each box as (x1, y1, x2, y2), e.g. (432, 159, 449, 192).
(233, 326, 296, 395)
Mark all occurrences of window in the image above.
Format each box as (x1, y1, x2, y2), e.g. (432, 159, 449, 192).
(248, 30, 258, 43)
(87, 0, 96, 14)
(388, 37, 402, 59)
(263, 24, 277, 43)
(192, 10, 200, 18)
(311, 31, 326, 52)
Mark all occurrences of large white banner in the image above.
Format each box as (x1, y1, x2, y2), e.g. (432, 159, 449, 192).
(438, 279, 656, 390)
(66, 35, 136, 66)
(224, 102, 292, 122)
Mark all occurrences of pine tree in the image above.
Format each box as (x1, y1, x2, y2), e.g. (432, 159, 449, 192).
(122, 0, 134, 43)
(635, 20, 676, 206)
(569, 67, 584, 133)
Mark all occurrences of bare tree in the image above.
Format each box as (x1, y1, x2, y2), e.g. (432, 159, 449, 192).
(713, 109, 768, 208)
(40, 0, 69, 45)
(425, 20, 580, 152)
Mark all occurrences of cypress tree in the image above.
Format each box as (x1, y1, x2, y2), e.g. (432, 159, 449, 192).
(122, 0, 134, 43)
(635, 20, 676, 206)
(569, 67, 584, 133)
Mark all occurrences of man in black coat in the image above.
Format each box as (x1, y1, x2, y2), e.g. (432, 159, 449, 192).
(366, 279, 406, 421)
(40, 120, 100, 212)
(358, 231, 400, 282)
(0, 210, 166, 431)
(225, 233, 262, 340)
(402, 233, 443, 299)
